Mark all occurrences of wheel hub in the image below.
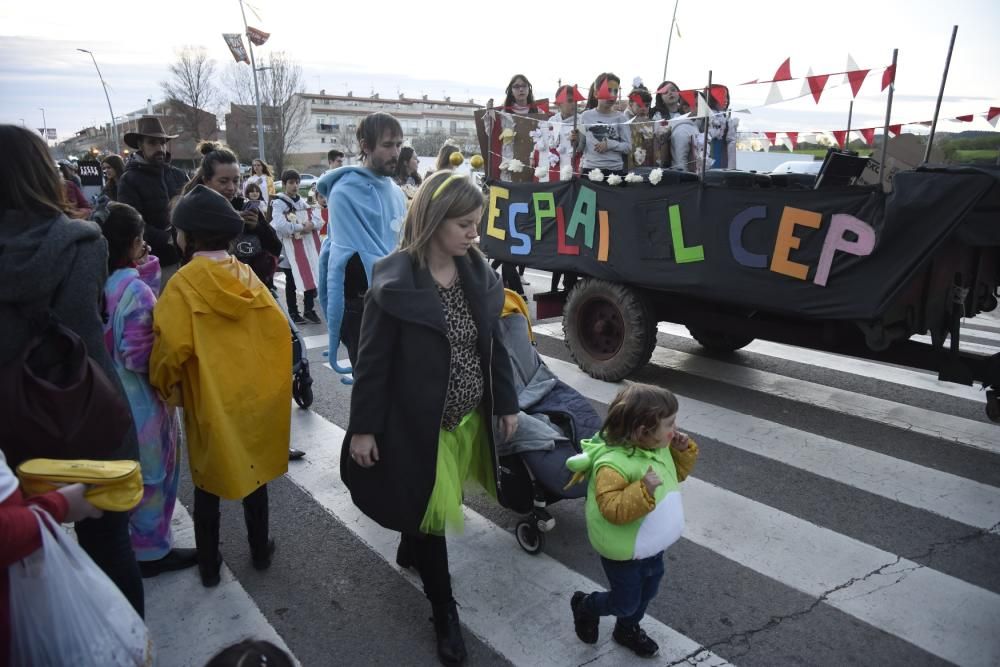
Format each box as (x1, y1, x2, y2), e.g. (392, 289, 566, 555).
(579, 298, 625, 361)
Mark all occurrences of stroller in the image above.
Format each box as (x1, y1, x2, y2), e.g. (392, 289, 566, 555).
(288, 309, 314, 409)
(495, 290, 603, 554)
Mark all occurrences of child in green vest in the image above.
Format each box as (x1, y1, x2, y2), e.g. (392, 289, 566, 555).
(565, 383, 699, 658)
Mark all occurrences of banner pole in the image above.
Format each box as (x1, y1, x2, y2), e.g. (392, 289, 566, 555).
(879, 49, 899, 188)
(238, 0, 266, 162)
(662, 0, 680, 82)
(701, 70, 712, 175)
(845, 100, 853, 151)
(924, 25, 958, 164)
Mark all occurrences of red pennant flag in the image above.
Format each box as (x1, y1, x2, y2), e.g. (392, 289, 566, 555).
(764, 132, 777, 145)
(881, 65, 896, 91)
(556, 86, 585, 104)
(573, 85, 585, 102)
(955, 114, 974, 122)
(596, 79, 616, 101)
(554, 87, 569, 104)
(741, 78, 759, 86)
(709, 85, 728, 108)
(832, 130, 848, 148)
(628, 93, 647, 109)
(988, 107, 1000, 122)
(806, 74, 830, 104)
(536, 100, 550, 114)
(847, 69, 870, 98)
(888, 124, 902, 137)
(678, 90, 697, 110)
(917, 120, 933, 127)
(859, 128, 876, 145)
(772, 58, 792, 82)
(785, 132, 799, 150)
(246, 26, 270, 46)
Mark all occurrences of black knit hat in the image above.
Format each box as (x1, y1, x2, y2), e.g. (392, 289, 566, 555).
(171, 184, 244, 238)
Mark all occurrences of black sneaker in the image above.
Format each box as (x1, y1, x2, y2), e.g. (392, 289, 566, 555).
(303, 310, 322, 324)
(612, 622, 659, 658)
(290, 313, 307, 325)
(138, 548, 198, 578)
(570, 591, 599, 644)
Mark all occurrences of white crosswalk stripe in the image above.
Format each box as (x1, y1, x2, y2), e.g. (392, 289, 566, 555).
(144, 291, 1000, 666)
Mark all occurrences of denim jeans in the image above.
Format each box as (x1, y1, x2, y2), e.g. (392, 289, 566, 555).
(584, 552, 664, 627)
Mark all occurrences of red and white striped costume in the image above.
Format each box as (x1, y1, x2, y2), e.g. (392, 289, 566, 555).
(271, 194, 322, 292)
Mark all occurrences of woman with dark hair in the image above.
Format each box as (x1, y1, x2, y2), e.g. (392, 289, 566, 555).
(345, 171, 518, 665)
(245, 158, 275, 205)
(101, 154, 126, 201)
(0, 124, 144, 615)
(651, 80, 698, 171)
(502, 73, 540, 113)
(395, 146, 423, 201)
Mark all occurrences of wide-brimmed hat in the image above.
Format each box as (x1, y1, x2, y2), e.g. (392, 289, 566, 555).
(123, 116, 178, 149)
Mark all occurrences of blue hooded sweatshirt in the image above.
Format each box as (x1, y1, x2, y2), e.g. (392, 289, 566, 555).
(315, 166, 407, 381)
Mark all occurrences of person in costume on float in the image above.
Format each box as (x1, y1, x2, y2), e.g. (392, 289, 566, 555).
(572, 72, 632, 178)
(343, 171, 519, 666)
(149, 185, 291, 588)
(272, 169, 323, 325)
(244, 159, 276, 207)
(315, 112, 407, 381)
(625, 81, 656, 170)
(98, 202, 194, 578)
(567, 383, 699, 659)
(651, 80, 699, 172)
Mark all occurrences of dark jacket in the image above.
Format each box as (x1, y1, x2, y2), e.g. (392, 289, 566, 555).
(343, 250, 519, 533)
(231, 196, 281, 288)
(0, 210, 138, 463)
(117, 153, 188, 266)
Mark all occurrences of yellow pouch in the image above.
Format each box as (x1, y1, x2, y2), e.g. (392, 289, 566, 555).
(17, 459, 143, 512)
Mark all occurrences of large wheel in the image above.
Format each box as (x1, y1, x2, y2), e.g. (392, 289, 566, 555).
(686, 326, 754, 352)
(564, 279, 656, 382)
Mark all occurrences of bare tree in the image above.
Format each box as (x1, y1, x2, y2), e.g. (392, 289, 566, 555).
(162, 46, 217, 139)
(337, 123, 359, 158)
(221, 52, 307, 173)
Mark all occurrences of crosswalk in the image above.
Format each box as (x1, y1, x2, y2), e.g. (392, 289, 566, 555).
(144, 271, 1000, 666)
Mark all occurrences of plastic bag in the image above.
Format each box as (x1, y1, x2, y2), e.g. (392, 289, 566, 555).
(8, 507, 153, 666)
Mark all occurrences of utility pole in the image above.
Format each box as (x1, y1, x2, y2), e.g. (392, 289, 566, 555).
(77, 49, 120, 153)
(238, 0, 267, 161)
(39, 107, 47, 143)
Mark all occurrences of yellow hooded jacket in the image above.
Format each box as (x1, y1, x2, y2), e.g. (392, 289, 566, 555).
(150, 256, 292, 499)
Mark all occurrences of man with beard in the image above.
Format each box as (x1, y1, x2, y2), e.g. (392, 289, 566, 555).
(316, 113, 406, 383)
(117, 117, 189, 286)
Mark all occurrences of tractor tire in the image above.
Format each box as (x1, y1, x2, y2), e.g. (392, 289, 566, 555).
(686, 326, 755, 352)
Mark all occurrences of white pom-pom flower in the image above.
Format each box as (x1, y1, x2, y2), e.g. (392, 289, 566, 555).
(560, 165, 574, 181)
(534, 165, 548, 178)
(606, 174, 623, 186)
(625, 172, 644, 184)
(507, 158, 525, 173)
(649, 168, 663, 185)
(587, 168, 605, 182)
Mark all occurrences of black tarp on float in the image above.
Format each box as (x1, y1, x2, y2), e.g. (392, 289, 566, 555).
(480, 167, 999, 320)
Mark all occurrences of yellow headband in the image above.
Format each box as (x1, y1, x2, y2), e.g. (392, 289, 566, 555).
(432, 174, 464, 200)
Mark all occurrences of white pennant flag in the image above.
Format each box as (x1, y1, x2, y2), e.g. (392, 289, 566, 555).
(989, 115, 1000, 129)
(843, 54, 861, 84)
(696, 92, 711, 118)
(764, 81, 784, 106)
(799, 67, 815, 98)
(780, 135, 794, 153)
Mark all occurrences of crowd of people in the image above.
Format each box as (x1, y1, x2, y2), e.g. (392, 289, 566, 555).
(0, 71, 703, 666)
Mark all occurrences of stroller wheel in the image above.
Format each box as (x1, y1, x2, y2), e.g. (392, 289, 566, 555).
(515, 520, 545, 555)
(293, 376, 314, 409)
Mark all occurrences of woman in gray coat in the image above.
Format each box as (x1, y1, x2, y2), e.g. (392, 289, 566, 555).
(0, 125, 144, 615)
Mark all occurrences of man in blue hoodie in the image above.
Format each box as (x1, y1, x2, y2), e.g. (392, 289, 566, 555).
(316, 112, 407, 384)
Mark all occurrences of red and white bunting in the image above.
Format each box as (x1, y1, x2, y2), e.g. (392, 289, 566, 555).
(764, 132, 777, 145)
(847, 69, 870, 98)
(859, 128, 876, 146)
(772, 58, 793, 82)
(988, 107, 1000, 128)
(888, 124, 902, 137)
(832, 130, 848, 148)
(785, 132, 799, 150)
(764, 82, 784, 106)
(881, 64, 896, 91)
(955, 114, 974, 122)
(806, 74, 830, 104)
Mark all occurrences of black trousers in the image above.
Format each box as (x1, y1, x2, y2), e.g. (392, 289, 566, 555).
(490, 259, 524, 295)
(193, 485, 269, 558)
(76, 510, 145, 617)
(341, 297, 364, 367)
(400, 532, 452, 605)
(283, 269, 316, 316)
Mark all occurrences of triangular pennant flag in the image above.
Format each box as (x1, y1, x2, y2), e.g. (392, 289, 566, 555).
(847, 69, 870, 98)
(696, 93, 710, 119)
(246, 26, 270, 46)
(843, 54, 860, 84)
(859, 128, 876, 145)
(832, 130, 848, 148)
(536, 100, 550, 114)
(596, 79, 615, 100)
(741, 78, 759, 86)
(988, 107, 1000, 128)
(917, 120, 933, 127)
(881, 64, 896, 91)
(806, 74, 830, 104)
(772, 57, 792, 82)
(765, 132, 777, 145)
(678, 89, 697, 110)
(888, 124, 902, 137)
(628, 93, 647, 109)
(799, 67, 815, 98)
(573, 85, 585, 102)
(554, 87, 569, 104)
(955, 114, 974, 122)
(785, 132, 799, 150)
(709, 85, 728, 109)
(779, 136, 794, 153)
(764, 81, 784, 106)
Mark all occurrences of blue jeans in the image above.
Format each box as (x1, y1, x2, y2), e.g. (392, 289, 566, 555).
(584, 552, 664, 627)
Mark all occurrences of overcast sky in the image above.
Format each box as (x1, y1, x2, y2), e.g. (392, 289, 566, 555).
(2, 0, 997, 141)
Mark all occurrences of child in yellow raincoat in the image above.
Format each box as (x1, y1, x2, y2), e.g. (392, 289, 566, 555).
(150, 185, 292, 587)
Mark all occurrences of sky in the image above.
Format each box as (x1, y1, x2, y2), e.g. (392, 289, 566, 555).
(1, 0, 998, 142)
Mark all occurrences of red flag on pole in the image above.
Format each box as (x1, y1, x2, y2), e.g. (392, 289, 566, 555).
(678, 90, 697, 110)
(955, 114, 974, 122)
(785, 132, 799, 150)
(832, 130, 848, 148)
(536, 99, 550, 114)
(847, 69, 870, 98)
(246, 26, 270, 46)
(806, 74, 830, 104)
(888, 124, 902, 137)
(764, 132, 777, 145)
(709, 85, 728, 108)
(596, 79, 616, 101)
(859, 128, 876, 145)
(222, 33, 250, 64)
(881, 65, 896, 91)
(772, 58, 792, 82)
(628, 93, 647, 109)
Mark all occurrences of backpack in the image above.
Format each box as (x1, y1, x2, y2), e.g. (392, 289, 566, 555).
(0, 297, 133, 470)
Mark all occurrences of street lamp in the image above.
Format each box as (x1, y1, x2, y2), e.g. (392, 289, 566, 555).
(39, 107, 47, 142)
(77, 48, 120, 154)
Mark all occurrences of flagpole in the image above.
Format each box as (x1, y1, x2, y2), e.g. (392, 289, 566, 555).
(924, 25, 958, 164)
(878, 49, 899, 188)
(701, 71, 712, 175)
(238, 0, 266, 162)
(661, 0, 680, 81)
(845, 100, 853, 151)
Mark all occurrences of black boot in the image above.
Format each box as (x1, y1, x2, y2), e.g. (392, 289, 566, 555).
(396, 534, 419, 573)
(193, 508, 222, 587)
(431, 601, 467, 666)
(243, 487, 274, 570)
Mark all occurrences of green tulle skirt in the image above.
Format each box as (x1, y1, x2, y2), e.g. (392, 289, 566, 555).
(419, 408, 496, 536)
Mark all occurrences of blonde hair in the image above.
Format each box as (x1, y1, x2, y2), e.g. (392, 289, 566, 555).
(400, 171, 484, 267)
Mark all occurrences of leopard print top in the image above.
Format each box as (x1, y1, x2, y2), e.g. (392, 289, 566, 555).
(437, 276, 484, 431)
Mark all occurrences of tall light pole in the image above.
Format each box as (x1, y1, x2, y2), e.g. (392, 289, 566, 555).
(77, 48, 120, 154)
(238, 0, 267, 161)
(39, 108, 47, 143)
